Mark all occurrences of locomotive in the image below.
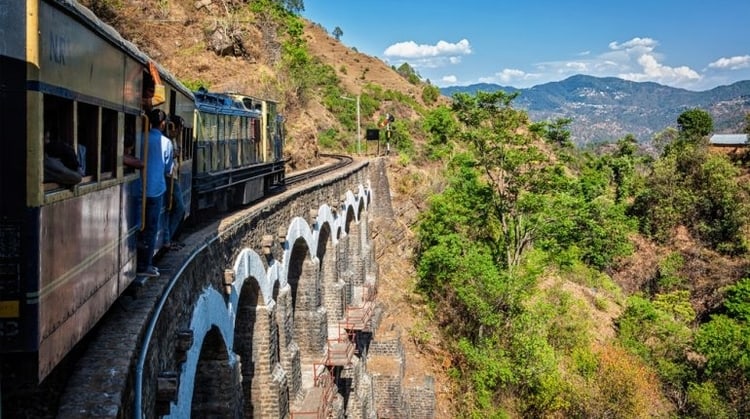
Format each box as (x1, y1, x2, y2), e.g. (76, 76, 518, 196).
(0, 0, 285, 382)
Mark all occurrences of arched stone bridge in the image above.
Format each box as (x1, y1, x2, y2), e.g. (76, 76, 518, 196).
(56, 158, 435, 418)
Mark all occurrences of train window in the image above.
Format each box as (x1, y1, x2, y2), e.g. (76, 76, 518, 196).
(100, 108, 117, 180)
(43, 95, 77, 189)
(252, 118, 261, 163)
(124, 113, 138, 175)
(183, 126, 192, 161)
(229, 115, 240, 168)
(216, 115, 225, 171)
(76, 102, 98, 181)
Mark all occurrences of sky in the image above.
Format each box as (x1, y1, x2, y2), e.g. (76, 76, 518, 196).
(301, 0, 750, 92)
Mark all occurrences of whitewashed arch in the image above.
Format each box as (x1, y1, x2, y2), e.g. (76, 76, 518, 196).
(166, 286, 236, 418)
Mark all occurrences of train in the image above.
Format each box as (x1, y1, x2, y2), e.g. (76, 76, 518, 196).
(0, 0, 285, 383)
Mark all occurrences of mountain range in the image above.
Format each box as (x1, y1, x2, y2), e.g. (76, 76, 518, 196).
(441, 75, 750, 145)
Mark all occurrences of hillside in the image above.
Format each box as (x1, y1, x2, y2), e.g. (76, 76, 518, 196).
(443, 75, 750, 145)
(81, 0, 456, 416)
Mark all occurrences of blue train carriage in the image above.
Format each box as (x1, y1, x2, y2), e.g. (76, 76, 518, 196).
(0, 0, 193, 382)
(192, 90, 285, 213)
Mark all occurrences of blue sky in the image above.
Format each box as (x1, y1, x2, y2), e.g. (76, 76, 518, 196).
(302, 1, 750, 91)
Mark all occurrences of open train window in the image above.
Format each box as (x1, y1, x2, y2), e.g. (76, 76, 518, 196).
(124, 113, 138, 175)
(43, 95, 77, 190)
(100, 108, 117, 180)
(76, 102, 98, 182)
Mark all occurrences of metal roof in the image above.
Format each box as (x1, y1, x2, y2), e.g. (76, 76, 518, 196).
(710, 134, 748, 145)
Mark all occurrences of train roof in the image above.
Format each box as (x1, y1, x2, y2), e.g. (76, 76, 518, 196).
(194, 89, 263, 116)
(55, 0, 194, 100)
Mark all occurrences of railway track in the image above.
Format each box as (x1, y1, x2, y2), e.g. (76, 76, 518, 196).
(283, 153, 354, 186)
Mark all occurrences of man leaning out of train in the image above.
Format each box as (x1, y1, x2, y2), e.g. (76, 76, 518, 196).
(136, 108, 170, 278)
(43, 130, 82, 186)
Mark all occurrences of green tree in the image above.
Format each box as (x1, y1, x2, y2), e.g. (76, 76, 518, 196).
(421, 83, 440, 104)
(533, 117, 573, 148)
(617, 292, 696, 407)
(677, 108, 713, 141)
(396, 62, 421, 84)
(422, 105, 457, 160)
(332, 26, 343, 40)
(451, 90, 549, 268)
(632, 109, 749, 253)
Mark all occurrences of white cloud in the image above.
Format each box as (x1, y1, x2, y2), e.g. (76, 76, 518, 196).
(497, 36, 702, 88)
(563, 62, 588, 73)
(442, 75, 458, 84)
(479, 68, 542, 86)
(382, 39, 471, 73)
(383, 39, 471, 59)
(708, 55, 750, 70)
(608, 37, 658, 51)
(618, 53, 700, 84)
(496, 69, 526, 83)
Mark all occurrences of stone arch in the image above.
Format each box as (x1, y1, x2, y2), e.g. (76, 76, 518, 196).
(317, 219, 343, 321)
(345, 202, 364, 287)
(166, 287, 235, 418)
(287, 235, 326, 361)
(286, 237, 311, 310)
(191, 325, 241, 418)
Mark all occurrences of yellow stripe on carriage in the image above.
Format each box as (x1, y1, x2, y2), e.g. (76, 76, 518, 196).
(0, 301, 20, 318)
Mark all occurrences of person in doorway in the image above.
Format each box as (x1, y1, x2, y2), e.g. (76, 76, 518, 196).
(162, 115, 185, 251)
(136, 108, 169, 277)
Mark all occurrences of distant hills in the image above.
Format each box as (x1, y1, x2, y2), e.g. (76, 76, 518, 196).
(441, 75, 750, 145)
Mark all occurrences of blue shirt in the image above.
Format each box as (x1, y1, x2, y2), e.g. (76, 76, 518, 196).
(142, 128, 168, 198)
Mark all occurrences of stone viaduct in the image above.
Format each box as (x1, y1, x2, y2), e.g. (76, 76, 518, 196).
(56, 158, 435, 418)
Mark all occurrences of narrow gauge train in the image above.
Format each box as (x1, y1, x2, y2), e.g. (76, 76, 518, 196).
(0, 0, 285, 383)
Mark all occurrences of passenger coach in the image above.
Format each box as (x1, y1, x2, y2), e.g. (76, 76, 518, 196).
(0, 0, 194, 381)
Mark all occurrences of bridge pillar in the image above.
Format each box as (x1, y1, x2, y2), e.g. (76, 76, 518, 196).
(319, 224, 345, 324)
(246, 302, 290, 418)
(275, 285, 302, 400)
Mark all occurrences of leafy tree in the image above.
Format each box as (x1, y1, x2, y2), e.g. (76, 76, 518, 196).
(396, 62, 421, 84)
(451, 90, 549, 269)
(687, 381, 733, 419)
(421, 84, 440, 104)
(631, 110, 749, 253)
(652, 127, 680, 156)
(422, 106, 457, 160)
(532, 117, 573, 148)
(332, 26, 343, 40)
(676, 108, 713, 142)
(617, 292, 696, 407)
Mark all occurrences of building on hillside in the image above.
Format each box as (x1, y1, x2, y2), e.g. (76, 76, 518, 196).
(710, 133, 747, 146)
(709, 133, 748, 157)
